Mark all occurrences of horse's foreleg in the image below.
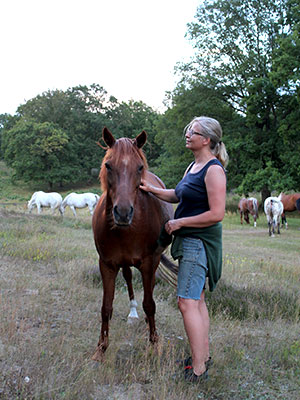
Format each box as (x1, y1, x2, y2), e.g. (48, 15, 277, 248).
(281, 213, 288, 229)
(140, 258, 159, 344)
(92, 261, 118, 361)
(244, 211, 250, 224)
(240, 212, 243, 224)
(122, 267, 138, 320)
(70, 205, 77, 217)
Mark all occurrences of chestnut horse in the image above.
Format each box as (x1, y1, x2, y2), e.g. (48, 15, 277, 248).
(238, 197, 259, 227)
(92, 127, 174, 361)
(278, 192, 300, 228)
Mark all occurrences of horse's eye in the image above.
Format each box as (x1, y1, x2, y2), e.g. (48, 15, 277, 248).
(105, 162, 112, 171)
(138, 165, 144, 173)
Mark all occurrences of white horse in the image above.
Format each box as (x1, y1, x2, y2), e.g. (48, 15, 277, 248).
(264, 196, 284, 237)
(61, 192, 100, 216)
(28, 191, 63, 215)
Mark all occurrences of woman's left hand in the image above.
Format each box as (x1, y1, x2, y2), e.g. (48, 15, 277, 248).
(165, 219, 181, 235)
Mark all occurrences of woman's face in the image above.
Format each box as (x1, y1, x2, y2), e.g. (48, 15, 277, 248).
(185, 122, 205, 149)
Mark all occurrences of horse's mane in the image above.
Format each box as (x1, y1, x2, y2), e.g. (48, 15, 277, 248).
(100, 138, 148, 192)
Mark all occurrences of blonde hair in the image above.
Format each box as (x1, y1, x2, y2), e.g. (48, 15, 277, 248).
(185, 116, 229, 167)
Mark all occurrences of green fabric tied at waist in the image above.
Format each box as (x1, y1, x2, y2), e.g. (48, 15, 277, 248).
(158, 223, 222, 292)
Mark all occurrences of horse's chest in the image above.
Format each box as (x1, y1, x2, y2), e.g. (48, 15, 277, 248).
(97, 230, 154, 266)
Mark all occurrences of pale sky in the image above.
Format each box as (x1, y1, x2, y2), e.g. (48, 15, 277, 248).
(0, 0, 199, 115)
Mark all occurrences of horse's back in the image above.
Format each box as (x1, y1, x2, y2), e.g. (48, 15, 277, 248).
(264, 197, 283, 216)
(238, 198, 247, 211)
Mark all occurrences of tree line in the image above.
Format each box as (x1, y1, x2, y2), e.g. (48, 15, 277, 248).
(1, 0, 299, 203)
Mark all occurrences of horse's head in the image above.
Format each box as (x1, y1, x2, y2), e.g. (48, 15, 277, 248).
(100, 127, 148, 226)
(27, 200, 33, 213)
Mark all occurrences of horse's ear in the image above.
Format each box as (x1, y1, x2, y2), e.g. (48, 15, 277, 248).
(134, 131, 147, 149)
(102, 127, 116, 148)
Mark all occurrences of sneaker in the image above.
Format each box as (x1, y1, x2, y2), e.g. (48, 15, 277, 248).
(184, 365, 209, 383)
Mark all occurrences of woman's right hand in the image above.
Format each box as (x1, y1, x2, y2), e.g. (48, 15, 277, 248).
(140, 179, 153, 193)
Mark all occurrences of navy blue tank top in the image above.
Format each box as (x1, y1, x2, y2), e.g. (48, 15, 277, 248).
(174, 159, 224, 219)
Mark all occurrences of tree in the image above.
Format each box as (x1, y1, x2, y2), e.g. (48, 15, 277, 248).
(2, 120, 70, 189)
(174, 0, 300, 195)
(1, 85, 162, 188)
(105, 100, 161, 169)
(153, 83, 241, 188)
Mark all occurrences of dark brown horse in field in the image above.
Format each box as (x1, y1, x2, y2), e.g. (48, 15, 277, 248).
(238, 197, 259, 227)
(278, 192, 300, 228)
(92, 127, 174, 361)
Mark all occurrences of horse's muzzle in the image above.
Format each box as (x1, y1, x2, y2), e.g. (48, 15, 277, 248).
(113, 205, 134, 226)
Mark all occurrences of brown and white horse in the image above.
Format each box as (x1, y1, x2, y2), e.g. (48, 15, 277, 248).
(238, 197, 259, 227)
(278, 192, 300, 229)
(264, 197, 284, 237)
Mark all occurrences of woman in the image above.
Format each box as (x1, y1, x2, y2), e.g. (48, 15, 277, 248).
(140, 116, 228, 383)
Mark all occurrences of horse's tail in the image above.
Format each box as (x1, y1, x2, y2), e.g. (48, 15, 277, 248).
(253, 198, 259, 218)
(157, 253, 178, 288)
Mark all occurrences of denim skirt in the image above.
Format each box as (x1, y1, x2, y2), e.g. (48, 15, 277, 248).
(177, 237, 208, 300)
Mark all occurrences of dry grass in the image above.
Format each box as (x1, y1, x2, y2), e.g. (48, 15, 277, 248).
(0, 203, 299, 399)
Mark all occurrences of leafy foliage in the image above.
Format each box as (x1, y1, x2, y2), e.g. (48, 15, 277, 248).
(1, 85, 160, 188)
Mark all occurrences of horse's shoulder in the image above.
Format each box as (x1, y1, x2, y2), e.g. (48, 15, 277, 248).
(144, 170, 166, 189)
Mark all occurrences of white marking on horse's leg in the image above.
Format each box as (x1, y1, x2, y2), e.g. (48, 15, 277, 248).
(128, 299, 139, 321)
(285, 222, 288, 229)
(254, 221, 257, 227)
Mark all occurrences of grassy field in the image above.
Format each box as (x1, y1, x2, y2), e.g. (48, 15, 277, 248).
(0, 162, 299, 399)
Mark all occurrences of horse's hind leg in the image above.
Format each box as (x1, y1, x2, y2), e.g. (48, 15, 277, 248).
(92, 260, 118, 361)
(88, 205, 94, 215)
(122, 266, 138, 320)
(268, 221, 272, 236)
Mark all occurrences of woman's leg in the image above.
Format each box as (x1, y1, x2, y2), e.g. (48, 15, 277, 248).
(178, 290, 209, 376)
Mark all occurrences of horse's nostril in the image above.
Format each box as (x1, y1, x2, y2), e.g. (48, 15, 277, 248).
(113, 205, 134, 225)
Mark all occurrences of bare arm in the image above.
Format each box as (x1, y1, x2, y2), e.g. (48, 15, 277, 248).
(164, 165, 226, 234)
(140, 179, 179, 203)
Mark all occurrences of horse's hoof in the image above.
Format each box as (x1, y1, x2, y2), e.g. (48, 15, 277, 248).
(91, 348, 105, 362)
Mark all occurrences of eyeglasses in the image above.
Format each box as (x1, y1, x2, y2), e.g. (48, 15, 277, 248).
(187, 128, 205, 137)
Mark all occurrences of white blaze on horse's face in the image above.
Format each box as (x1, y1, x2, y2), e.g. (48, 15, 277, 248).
(106, 156, 144, 227)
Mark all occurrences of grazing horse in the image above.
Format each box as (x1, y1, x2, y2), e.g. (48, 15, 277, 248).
(238, 197, 259, 227)
(264, 197, 284, 237)
(61, 192, 100, 216)
(28, 191, 63, 215)
(92, 127, 174, 360)
(278, 192, 300, 229)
